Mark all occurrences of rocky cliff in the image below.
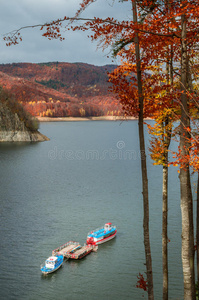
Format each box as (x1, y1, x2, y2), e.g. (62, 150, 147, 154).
(0, 88, 49, 142)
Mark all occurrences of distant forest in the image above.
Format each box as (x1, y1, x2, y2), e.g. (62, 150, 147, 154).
(0, 62, 122, 117)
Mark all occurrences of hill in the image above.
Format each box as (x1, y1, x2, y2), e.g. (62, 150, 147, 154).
(0, 62, 122, 118)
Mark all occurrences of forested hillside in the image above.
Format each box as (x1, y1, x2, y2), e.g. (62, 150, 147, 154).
(0, 62, 122, 117)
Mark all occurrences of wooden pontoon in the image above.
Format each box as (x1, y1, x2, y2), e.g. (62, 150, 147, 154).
(52, 241, 98, 260)
(52, 241, 81, 258)
(67, 244, 98, 260)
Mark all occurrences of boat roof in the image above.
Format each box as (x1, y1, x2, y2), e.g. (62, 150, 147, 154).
(46, 256, 57, 261)
(105, 222, 112, 225)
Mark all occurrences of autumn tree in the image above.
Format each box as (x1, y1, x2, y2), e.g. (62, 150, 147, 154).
(107, 2, 199, 299)
(132, 2, 154, 298)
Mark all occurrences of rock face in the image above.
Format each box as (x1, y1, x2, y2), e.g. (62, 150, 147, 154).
(0, 98, 49, 142)
(0, 130, 49, 142)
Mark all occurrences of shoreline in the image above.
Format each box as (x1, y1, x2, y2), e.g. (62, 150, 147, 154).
(37, 116, 139, 122)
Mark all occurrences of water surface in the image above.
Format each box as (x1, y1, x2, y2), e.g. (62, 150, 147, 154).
(0, 121, 184, 299)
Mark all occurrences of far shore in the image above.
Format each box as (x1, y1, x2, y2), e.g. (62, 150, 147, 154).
(37, 116, 141, 122)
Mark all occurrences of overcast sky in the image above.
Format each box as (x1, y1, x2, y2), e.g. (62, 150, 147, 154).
(0, 0, 132, 66)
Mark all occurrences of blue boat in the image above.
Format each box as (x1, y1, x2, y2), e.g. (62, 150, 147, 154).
(86, 223, 117, 245)
(40, 254, 64, 274)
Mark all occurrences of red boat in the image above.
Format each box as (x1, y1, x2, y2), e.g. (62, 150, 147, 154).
(86, 223, 117, 245)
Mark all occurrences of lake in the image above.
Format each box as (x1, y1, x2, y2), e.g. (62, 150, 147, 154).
(0, 120, 186, 299)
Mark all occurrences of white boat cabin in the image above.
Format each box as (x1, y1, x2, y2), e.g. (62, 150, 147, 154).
(104, 223, 112, 231)
(45, 256, 57, 269)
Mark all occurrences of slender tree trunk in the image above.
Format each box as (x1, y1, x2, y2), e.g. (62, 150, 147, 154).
(197, 172, 199, 283)
(180, 13, 195, 300)
(162, 118, 171, 300)
(188, 156, 195, 298)
(187, 60, 196, 297)
(162, 44, 172, 300)
(162, 162, 168, 300)
(132, 1, 154, 299)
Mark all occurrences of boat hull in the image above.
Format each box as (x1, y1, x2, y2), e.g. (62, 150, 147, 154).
(41, 262, 63, 274)
(87, 230, 117, 245)
(41, 255, 64, 275)
(95, 231, 117, 245)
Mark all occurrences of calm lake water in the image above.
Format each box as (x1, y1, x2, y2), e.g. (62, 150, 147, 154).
(0, 120, 187, 299)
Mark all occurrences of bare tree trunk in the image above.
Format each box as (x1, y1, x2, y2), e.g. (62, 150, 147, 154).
(188, 156, 195, 298)
(132, 1, 154, 299)
(162, 45, 172, 300)
(187, 60, 196, 297)
(162, 118, 171, 300)
(162, 163, 168, 300)
(197, 172, 199, 283)
(180, 12, 195, 300)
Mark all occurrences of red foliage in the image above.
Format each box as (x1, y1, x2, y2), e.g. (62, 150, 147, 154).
(136, 273, 148, 292)
(0, 62, 122, 118)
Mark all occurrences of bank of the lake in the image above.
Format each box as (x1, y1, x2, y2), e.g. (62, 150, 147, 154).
(37, 116, 139, 122)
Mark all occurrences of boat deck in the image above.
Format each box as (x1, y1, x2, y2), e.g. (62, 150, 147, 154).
(87, 225, 117, 239)
(88, 228, 116, 239)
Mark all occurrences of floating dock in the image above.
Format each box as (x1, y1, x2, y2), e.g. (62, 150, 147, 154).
(52, 241, 81, 257)
(68, 244, 98, 260)
(52, 241, 98, 260)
